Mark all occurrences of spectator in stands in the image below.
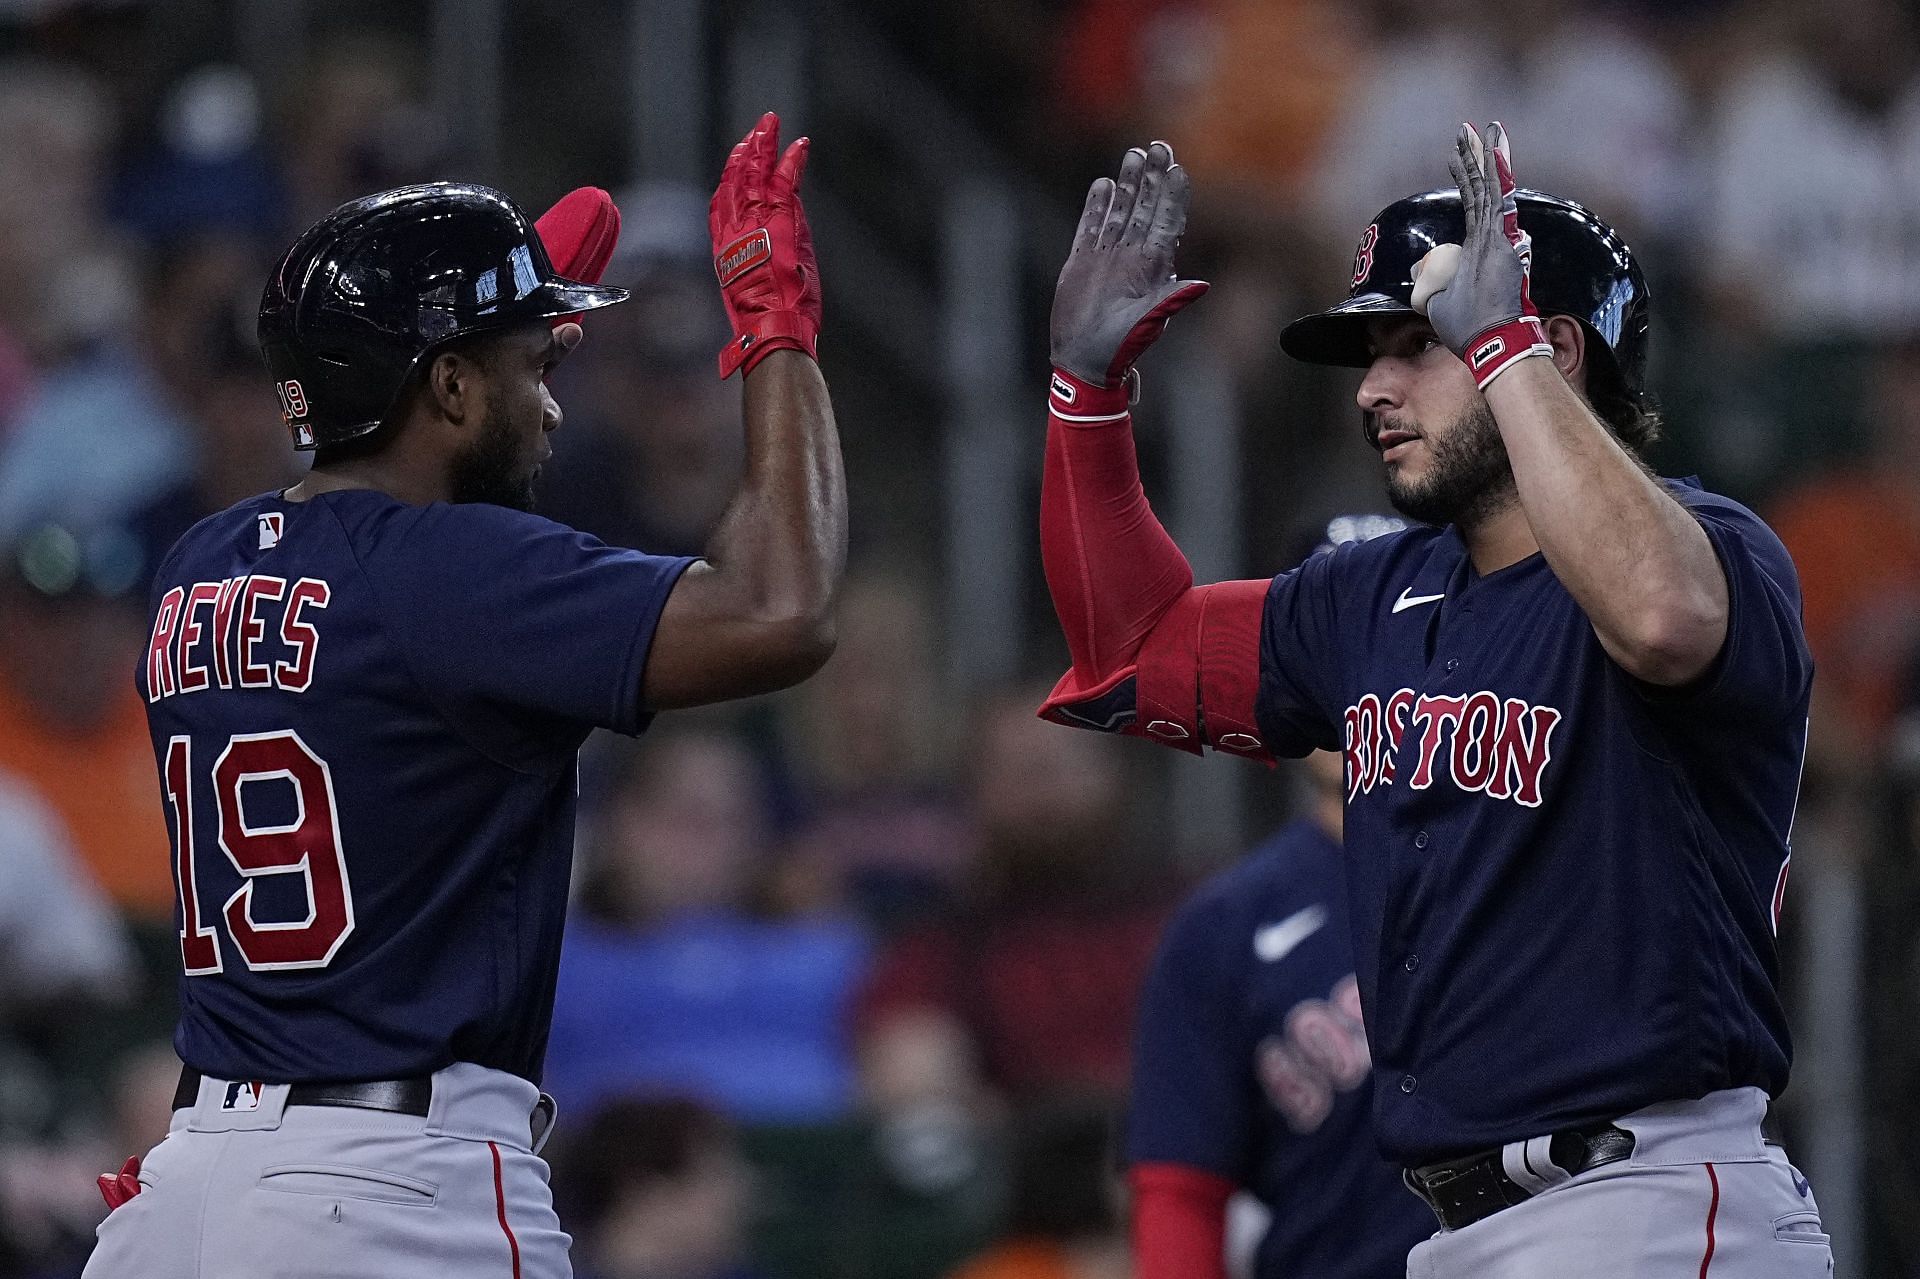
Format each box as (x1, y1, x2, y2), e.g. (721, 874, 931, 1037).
(943, 1099, 1129, 1279)
(1672, 0, 1920, 492)
(0, 771, 135, 1010)
(125, 237, 303, 583)
(0, 1039, 203, 1279)
(537, 182, 742, 556)
(1312, 3, 1688, 242)
(1771, 341, 1920, 773)
(1054, 0, 1364, 215)
(278, 32, 449, 229)
(0, 226, 290, 553)
(0, 520, 174, 921)
(0, 58, 170, 535)
(0, 58, 126, 368)
(0, 779, 140, 1278)
(552, 1096, 762, 1279)
(1704, 0, 1920, 340)
(784, 570, 970, 932)
(545, 727, 872, 1123)
(109, 65, 286, 248)
(855, 688, 1171, 1119)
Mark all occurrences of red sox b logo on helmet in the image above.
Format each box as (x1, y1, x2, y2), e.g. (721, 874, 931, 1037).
(1351, 224, 1379, 288)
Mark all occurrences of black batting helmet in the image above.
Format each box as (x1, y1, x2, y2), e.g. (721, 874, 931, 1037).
(1280, 188, 1649, 398)
(259, 182, 628, 451)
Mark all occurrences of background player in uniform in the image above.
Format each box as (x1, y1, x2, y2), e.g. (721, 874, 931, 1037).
(1128, 746, 1432, 1279)
(1037, 129, 1832, 1276)
(85, 112, 842, 1279)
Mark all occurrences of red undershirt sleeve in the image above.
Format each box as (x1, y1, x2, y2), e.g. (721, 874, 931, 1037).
(1036, 373, 1273, 763)
(1129, 1162, 1234, 1279)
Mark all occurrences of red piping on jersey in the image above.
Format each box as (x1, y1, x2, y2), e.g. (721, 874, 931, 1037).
(1698, 1161, 1720, 1277)
(490, 1141, 522, 1279)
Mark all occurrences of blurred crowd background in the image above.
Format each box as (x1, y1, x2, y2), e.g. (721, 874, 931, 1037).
(1, 0, 1918, 1275)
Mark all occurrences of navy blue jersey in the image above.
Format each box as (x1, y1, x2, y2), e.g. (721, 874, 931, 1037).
(1128, 818, 1433, 1279)
(1253, 481, 1810, 1166)
(137, 490, 693, 1084)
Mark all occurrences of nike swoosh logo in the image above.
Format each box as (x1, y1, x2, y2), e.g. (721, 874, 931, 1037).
(1253, 905, 1328, 963)
(1392, 588, 1445, 614)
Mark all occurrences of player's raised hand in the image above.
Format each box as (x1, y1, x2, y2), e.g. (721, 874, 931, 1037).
(710, 111, 822, 379)
(1410, 121, 1551, 389)
(1050, 141, 1209, 391)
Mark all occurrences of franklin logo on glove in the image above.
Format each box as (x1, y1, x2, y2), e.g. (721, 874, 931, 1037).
(716, 230, 772, 286)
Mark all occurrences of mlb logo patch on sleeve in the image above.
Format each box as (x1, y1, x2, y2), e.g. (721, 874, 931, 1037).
(258, 513, 283, 550)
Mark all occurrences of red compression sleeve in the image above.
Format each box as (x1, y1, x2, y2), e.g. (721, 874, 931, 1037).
(1040, 373, 1192, 687)
(1130, 1162, 1233, 1279)
(1038, 370, 1272, 761)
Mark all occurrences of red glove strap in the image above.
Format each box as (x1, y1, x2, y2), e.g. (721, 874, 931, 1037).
(1463, 315, 1551, 390)
(720, 312, 819, 379)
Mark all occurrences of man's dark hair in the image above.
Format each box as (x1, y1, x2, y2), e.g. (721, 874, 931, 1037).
(1585, 357, 1664, 458)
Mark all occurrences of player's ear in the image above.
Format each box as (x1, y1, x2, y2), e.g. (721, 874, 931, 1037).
(1543, 314, 1585, 387)
(425, 348, 480, 426)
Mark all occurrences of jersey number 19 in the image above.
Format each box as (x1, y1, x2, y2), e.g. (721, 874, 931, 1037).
(164, 730, 356, 974)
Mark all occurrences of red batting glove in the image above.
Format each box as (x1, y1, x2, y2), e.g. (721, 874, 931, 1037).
(710, 111, 821, 379)
(535, 187, 622, 326)
(98, 1155, 142, 1210)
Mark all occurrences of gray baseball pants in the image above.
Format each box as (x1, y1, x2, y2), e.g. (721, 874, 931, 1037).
(83, 1062, 568, 1279)
(1406, 1088, 1833, 1278)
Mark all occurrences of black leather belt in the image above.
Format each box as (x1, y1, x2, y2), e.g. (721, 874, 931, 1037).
(1404, 1123, 1635, 1231)
(173, 1067, 433, 1117)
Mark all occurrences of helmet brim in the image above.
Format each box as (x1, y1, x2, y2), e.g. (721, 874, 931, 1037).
(1277, 293, 1414, 369)
(517, 277, 630, 320)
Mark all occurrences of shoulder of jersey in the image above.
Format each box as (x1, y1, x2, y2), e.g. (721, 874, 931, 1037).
(1660, 477, 1755, 523)
(162, 493, 290, 574)
(330, 494, 580, 554)
(1661, 478, 1797, 556)
(1308, 522, 1454, 608)
(1317, 522, 1447, 572)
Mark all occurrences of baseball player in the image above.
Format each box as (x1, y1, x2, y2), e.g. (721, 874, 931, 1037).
(1128, 748, 1433, 1279)
(85, 111, 842, 1279)
(1038, 128, 1831, 1277)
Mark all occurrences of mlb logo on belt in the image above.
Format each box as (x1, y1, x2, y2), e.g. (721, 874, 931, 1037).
(222, 1081, 265, 1112)
(258, 513, 283, 549)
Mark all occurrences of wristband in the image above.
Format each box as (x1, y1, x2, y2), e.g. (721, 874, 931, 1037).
(1463, 316, 1552, 390)
(1049, 365, 1136, 423)
(721, 312, 818, 379)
